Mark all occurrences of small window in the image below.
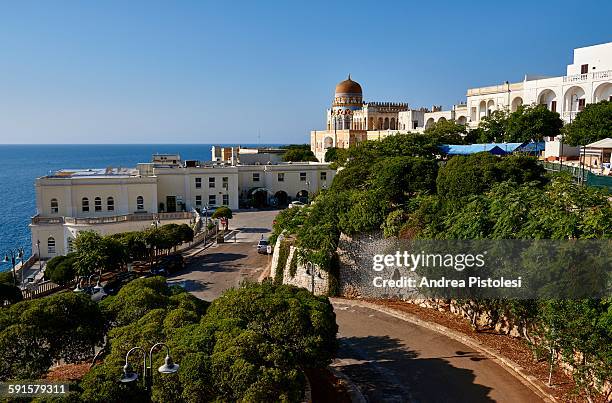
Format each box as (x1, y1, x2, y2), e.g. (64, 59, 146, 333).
(208, 195, 216, 206)
(253, 173, 260, 182)
(581, 64, 589, 74)
(107, 197, 114, 211)
(222, 177, 229, 189)
(223, 194, 229, 205)
(82, 197, 89, 212)
(300, 172, 307, 181)
(47, 237, 56, 254)
(209, 177, 215, 188)
(278, 173, 285, 182)
(50, 198, 59, 214)
(320, 171, 327, 181)
(550, 100, 557, 112)
(578, 98, 586, 111)
(137, 196, 144, 210)
(195, 195, 202, 206)
(195, 177, 202, 189)
(94, 197, 102, 212)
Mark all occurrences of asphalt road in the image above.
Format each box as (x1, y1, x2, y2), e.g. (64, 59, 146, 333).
(167, 209, 541, 402)
(167, 209, 278, 301)
(332, 300, 543, 403)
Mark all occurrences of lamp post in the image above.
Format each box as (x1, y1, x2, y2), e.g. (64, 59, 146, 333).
(120, 343, 179, 396)
(305, 261, 322, 294)
(3, 248, 24, 287)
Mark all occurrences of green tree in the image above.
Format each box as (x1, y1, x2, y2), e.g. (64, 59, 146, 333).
(44, 253, 77, 285)
(212, 206, 233, 230)
(282, 144, 318, 162)
(562, 100, 612, 146)
(424, 119, 467, 144)
(368, 156, 438, 204)
(505, 105, 563, 142)
(478, 109, 509, 142)
(324, 147, 348, 164)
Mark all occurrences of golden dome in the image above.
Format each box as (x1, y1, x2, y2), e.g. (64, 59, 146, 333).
(335, 74, 362, 94)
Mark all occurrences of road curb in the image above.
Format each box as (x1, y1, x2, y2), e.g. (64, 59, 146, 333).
(331, 298, 557, 403)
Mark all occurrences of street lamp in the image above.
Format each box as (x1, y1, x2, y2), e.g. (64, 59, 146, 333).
(305, 261, 323, 294)
(120, 343, 179, 395)
(3, 248, 24, 287)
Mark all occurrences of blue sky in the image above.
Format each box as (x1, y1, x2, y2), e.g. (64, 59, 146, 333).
(0, 0, 610, 144)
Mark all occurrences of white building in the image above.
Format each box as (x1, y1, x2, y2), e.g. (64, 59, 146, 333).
(311, 42, 612, 160)
(31, 155, 335, 259)
(465, 42, 612, 126)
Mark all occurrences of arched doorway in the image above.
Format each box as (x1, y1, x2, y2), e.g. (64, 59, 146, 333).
(274, 191, 289, 207)
(594, 82, 612, 103)
(248, 188, 269, 208)
(564, 86, 586, 117)
(296, 190, 309, 203)
(487, 100, 495, 115)
(425, 118, 435, 129)
(378, 117, 383, 129)
(438, 117, 447, 123)
(511, 97, 523, 112)
(538, 89, 558, 112)
(456, 116, 467, 125)
(478, 100, 487, 120)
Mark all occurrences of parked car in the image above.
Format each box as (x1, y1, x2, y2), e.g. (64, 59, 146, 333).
(150, 254, 184, 277)
(288, 201, 305, 208)
(256, 239, 270, 254)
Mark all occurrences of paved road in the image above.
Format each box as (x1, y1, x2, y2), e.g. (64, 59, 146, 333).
(167, 209, 278, 301)
(332, 300, 543, 403)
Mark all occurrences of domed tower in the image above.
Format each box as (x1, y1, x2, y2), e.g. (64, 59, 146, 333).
(330, 75, 363, 130)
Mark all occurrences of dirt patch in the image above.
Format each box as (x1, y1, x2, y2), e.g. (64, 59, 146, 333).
(45, 362, 90, 381)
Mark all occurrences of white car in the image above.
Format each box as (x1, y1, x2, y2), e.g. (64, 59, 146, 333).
(256, 239, 270, 254)
(288, 201, 305, 208)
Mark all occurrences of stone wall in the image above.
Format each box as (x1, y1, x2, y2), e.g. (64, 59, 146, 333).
(270, 233, 329, 296)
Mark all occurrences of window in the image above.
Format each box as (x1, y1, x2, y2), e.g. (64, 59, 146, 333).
(107, 197, 114, 211)
(209, 177, 215, 188)
(50, 199, 59, 214)
(277, 173, 285, 182)
(413, 121, 419, 129)
(195, 195, 202, 206)
(253, 173, 260, 182)
(136, 196, 144, 211)
(320, 171, 327, 181)
(578, 98, 586, 111)
(47, 237, 56, 254)
(208, 195, 216, 206)
(195, 177, 202, 189)
(581, 64, 589, 74)
(550, 100, 557, 112)
(223, 194, 229, 205)
(82, 197, 89, 212)
(222, 177, 229, 189)
(94, 197, 102, 212)
(300, 172, 307, 181)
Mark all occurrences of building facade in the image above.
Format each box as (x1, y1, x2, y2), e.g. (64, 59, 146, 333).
(31, 156, 335, 259)
(311, 42, 612, 160)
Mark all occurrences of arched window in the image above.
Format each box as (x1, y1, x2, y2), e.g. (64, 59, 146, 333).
(82, 197, 89, 212)
(47, 237, 56, 254)
(107, 197, 114, 211)
(50, 198, 59, 214)
(137, 196, 144, 211)
(94, 197, 102, 212)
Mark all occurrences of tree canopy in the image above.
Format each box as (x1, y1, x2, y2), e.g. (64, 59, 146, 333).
(281, 144, 318, 162)
(562, 100, 612, 146)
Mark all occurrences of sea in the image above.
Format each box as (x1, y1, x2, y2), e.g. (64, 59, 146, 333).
(0, 144, 280, 272)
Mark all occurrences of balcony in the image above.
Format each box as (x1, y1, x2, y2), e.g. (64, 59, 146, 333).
(563, 69, 612, 83)
(32, 211, 194, 226)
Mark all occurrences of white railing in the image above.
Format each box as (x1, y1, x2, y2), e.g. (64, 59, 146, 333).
(34, 211, 195, 226)
(563, 69, 612, 83)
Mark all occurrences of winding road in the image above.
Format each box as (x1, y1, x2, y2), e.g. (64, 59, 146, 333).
(171, 209, 544, 402)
